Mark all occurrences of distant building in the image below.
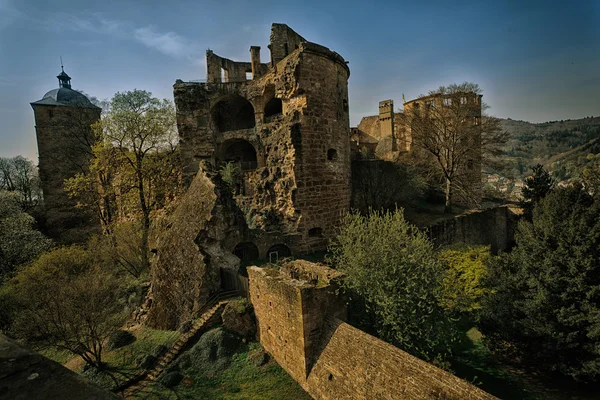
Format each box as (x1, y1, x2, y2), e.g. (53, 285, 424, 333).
(352, 94, 483, 206)
(31, 68, 101, 243)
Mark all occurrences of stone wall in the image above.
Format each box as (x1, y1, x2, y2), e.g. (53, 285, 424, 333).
(427, 205, 520, 253)
(174, 23, 351, 257)
(248, 261, 497, 400)
(31, 103, 100, 243)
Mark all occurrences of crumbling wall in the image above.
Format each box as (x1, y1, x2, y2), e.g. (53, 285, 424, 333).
(427, 205, 520, 253)
(248, 261, 497, 400)
(146, 168, 243, 330)
(269, 23, 306, 65)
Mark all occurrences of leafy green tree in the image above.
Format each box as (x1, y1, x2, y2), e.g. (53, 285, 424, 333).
(329, 209, 457, 363)
(0, 191, 52, 281)
(7, 246, 124, 369)
(438, 244, 490, 314)
(480, 185, 600, 381)
(519, 164, 554, 220)
(66, 90, 180, 273)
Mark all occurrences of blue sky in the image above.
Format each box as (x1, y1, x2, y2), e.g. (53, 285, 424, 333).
(1, 0, 599, 161)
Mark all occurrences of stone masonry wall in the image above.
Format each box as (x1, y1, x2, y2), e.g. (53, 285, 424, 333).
(248, 261, 497, 400)
(427, 205, 520, 253)
(32, 104, 100, 243)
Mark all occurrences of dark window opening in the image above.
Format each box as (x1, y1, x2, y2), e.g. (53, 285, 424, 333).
(308, 227, 323, 238)
(327, 149, 338, 161)
(467, 159, 474, 169)
(48, 110, 54, 119)
(328, 373, 334, 381)
(343, 99, 348, 112)
(264, 97, 283, 120)
(233, 242, 259, 264)
(220, 139, 257, 171)
(268, 244, 291, 263)
(212, 95, 255, 133)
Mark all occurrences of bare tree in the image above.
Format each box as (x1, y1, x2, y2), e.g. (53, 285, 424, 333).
(0, 156, 42, 209)
(408, 82, 505, 212)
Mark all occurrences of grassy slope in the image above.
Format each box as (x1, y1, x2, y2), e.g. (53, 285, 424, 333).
(140, 342, 311, 400)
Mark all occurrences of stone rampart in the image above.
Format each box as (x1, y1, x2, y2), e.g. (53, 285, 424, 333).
(248, 261, 497, 400)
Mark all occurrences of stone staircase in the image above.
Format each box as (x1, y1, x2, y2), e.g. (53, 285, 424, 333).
(120, 291, 241, 398)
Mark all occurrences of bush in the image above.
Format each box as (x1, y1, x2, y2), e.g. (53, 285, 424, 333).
(107, 330, 136, 350)
(159, 371, 184, 388)
(438, 244, 491, 314)
(137, 354, 156, 370)
(329, 209, 457, 364)
(187, 328, 242, 376)
(480, 185, 600, 381)
(178, 320, 193, 334)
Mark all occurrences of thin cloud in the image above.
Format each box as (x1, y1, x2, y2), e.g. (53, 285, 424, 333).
(134, 26, 194, 58)
(39, 13, 200, 61)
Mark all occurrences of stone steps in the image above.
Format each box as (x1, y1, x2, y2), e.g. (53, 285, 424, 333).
(121, 296, 241, 398)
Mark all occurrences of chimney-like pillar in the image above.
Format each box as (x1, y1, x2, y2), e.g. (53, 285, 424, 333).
(250, 46, 262, 79)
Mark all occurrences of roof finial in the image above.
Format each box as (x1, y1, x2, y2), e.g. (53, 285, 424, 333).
(60, 56, 64, 72)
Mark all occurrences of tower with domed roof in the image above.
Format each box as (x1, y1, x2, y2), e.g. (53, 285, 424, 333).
(30, 67, 101, 243)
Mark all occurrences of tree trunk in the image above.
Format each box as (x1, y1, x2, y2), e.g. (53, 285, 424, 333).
(445, 178, 452, 213)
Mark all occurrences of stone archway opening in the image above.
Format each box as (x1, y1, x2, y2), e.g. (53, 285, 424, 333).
(233, 242, 260, 264)
(267, 244, 291, 263)
(264, 97, 283, 121)
(212, 95, 255, 133)
(219, 139, 258, 171)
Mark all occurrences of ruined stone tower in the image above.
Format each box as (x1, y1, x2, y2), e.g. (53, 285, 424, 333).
(31, 68, 100, 242)
(174, 23, 351, 259)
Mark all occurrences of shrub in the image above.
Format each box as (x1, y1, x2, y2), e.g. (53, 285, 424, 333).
(159, 371, 184, 388)
(187, 328, 242, 376)
(107, 330, 136, 350)
(329, 209, 457, 363)
(438, 244, 491, 313)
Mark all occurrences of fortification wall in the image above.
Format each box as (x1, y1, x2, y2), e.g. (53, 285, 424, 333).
(427, 205, 520, 253)
(248, 261, 497, 400)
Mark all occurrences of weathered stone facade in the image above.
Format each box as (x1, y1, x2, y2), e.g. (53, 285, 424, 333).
(175, 23, 351, 258)
(248, 261, 497, 400)
(31, 69, 100, 243)
(352, 94, 483, 206)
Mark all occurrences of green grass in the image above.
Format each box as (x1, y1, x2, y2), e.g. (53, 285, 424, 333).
(106, 327, 180, 371)
(38, 347, 73, 364)
(140, 342, 311, 400)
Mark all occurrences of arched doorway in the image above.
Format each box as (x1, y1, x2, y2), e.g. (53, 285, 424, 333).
(233, 242, 260, 264)
(267, 244, 291, 263)
(220, 139, 258, 171)
(212, 95, 255, 132)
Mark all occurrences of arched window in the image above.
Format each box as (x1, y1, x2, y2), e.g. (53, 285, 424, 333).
(233, 242, 260, 264)
(212, 95, 255, 133)
(219, 139, 257, 171)
(327, 149, 338, 161)
(264, 97, 283, 120)
(267, 244, 291, 263)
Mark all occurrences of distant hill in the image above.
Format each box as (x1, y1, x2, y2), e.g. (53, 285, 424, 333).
(498, 116, 600, 180)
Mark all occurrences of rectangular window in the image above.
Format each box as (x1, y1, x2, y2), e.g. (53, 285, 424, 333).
(246, 72, 252, 80)
(443, 98, 451, 106)
(460, 97, 467, 105)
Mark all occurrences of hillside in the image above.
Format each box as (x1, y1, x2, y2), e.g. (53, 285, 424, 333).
(498, 116, 600, 180)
